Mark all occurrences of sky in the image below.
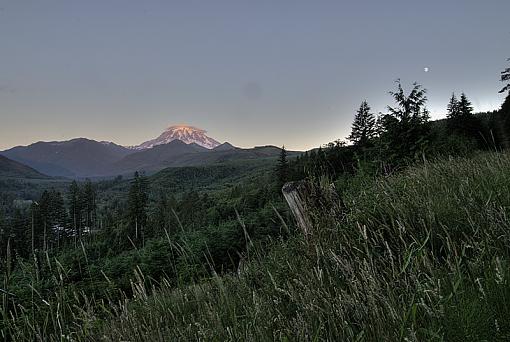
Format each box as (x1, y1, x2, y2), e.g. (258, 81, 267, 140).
(0, 0, 509, 151)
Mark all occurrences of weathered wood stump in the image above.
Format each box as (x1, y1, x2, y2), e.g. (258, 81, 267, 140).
(282, 180, 343, 240)
(282, 181, 314, 237)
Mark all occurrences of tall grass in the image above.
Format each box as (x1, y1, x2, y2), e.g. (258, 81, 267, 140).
(3, 151, 510, 341)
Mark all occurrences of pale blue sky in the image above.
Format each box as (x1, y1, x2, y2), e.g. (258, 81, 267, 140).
(0, 0, 509, 150)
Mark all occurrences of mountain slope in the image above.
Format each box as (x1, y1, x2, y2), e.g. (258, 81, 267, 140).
(110, 143, 300, 175)
(0, 155, 50, 179)
(1, 138, 134, 177)
(112, 139, 206, 173)
(134, 125, 221, 150)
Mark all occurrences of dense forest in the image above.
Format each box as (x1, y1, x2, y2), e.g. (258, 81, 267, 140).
(1, 63, 510, 340)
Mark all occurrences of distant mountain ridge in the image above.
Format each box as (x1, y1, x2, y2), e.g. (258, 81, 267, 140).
(0, 125, 301, 178)
(1, 138, 133, 178)
(108, 143, 299, 175)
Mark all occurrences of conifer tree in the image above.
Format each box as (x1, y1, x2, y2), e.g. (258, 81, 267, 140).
(457, 93, 474, 118)
(37, 190, 52, 251)
(387, 80, 429, 123)
(380, 80, 430, 164)
(496, 59, 510, 148)
(153, 191, 168, 236)
(127, 171, 148, 242)
(447, 92, 481, 143)
(4, 209, 29, 258)
(348, 100, 376, 146)
(50, 190, 67, 247)
(500, 57, 510, 94)
(275, 146, 289, 192)
(446, 93, 460, 119)
(68, 180, 82, 243)
(82, 180, 97, 232)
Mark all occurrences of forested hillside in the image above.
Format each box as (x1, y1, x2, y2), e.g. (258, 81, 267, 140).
(0, 155, 49, 179)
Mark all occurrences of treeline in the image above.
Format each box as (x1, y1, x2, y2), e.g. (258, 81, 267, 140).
(0, 180, 97, 259)
(0, 164, 285, 280)
(287, 73, 510, 183)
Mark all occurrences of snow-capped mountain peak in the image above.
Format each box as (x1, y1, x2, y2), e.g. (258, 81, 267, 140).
(134, 125, 221, 150)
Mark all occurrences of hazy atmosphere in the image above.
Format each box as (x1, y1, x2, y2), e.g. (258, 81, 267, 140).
(2, 1, 510, 340)
(1, 0, 509, 150)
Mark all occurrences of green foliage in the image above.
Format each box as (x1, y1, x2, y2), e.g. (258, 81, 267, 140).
(3, 151, 507, 341)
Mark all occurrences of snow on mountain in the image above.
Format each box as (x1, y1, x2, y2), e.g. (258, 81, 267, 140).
(133, 125, 221, 150)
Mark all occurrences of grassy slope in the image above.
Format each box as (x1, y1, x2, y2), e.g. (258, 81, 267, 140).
(88, 152, 510, 341)
(4, 152, 510, 341)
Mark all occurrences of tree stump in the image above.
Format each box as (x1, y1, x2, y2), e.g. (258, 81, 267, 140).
(282, 181, 313, 237)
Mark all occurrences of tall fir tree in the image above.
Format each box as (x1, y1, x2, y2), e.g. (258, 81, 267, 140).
(37, 190, 52, 251)
(380, 80, 430, 165)
(82, 179, 97, 232)
(457, 93, 474, 118)
(127, 171, 149, 242)
(8, 209, 29, 258)
(446, 93, 460, 119)
(275, 146, 289, 193)
(152, 191, 169, 236)
(496, 59, 510, 148)
(68, 180, 82, 243)
(49, 190, 67, 247)
(499, 57, 510, 94)
(447, 92, 482, 145)
(348, 100, 376, 147)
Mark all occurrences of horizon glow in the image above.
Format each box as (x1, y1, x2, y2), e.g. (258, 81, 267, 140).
(0, 0, 509, 151)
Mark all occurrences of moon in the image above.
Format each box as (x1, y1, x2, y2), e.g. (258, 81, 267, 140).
(424, 67, 429, 73)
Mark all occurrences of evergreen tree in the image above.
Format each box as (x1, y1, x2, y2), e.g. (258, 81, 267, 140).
(37, 190, 52, 251)
(499, 57, 510, 94)
(156, 191, 167, 228)
(446, 93, 460, 119)
(0, 210, 7, 258)
(82, 179, 97, 232)
(11, 209, 29, 257)
(457, 93, 474, 118)
(380, 80, 430, 165)
(447, 92, 482, 145)
(496, 59, 510, 148)
(151, 191, 171, 237)
(50, 190, 67, 247)
(127, 171, 149, 242)
(387, 80, 429, 123)
(68, 180, 82, 243)
(495, 91, 510, 149)
(275, 146, 289, 192)
(348, 100, 376, 146)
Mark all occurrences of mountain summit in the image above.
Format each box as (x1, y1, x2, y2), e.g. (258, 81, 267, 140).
(134, 125, 221, 150)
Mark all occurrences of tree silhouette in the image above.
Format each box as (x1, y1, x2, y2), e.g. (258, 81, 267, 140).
(348, 100, 376, 147)
(446, 93, 460, 119)
(127, 171, 149, 243)
(275, 146, 289, 192)
(457, 93, 474, 118)
(68, 180, 82, 244)
(500, 58, 510, 94)
(380, 80, 430, 165)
